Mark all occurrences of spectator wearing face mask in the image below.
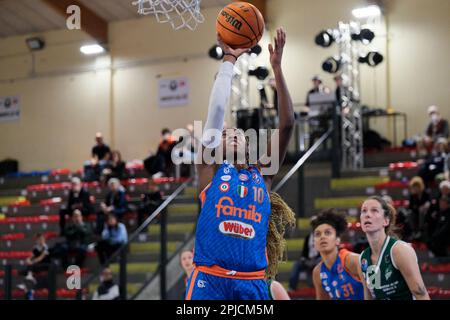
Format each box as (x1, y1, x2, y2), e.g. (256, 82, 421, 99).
(422, 105, 449, 150)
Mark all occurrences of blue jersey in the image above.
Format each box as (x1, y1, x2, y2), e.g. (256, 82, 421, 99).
(319, 249, 364, 300)
(193, 161, 271, 274)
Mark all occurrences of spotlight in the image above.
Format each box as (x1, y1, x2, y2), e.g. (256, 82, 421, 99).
(249, 44, 262, 58)
(208, 45, 224, 60)
(351, 28, 375, 44)
(26, 37, 45, 51)
(80, 44, 105, 55)
(315, 30, 334, 48)
(248, 66, 269, 80)
(352, 5, 381, 19)
(358, 52, 384, 66)
(322, 57, 341, 73)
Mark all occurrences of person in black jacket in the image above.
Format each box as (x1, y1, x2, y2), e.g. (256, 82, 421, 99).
(101, 150, 126, 184)
(59, 177, 93, 236)
(96, 178, 127, 234)
(427, 195, 450, 257)
(137, 183, 164, 233)
(60, 210, 92, 268)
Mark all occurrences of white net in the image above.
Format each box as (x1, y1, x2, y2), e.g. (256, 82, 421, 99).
(132, 0, 205, 31)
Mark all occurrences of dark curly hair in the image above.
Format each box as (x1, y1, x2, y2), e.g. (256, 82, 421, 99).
(311, 209, 348, 237)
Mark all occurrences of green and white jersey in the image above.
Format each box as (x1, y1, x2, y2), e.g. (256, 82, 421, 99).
(359, 236, 413, 300)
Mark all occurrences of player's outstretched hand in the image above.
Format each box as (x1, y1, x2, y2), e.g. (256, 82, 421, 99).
(269, 27, 286, 69)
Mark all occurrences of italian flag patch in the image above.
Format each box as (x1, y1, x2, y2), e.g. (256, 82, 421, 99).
(237, 185, 248, 198)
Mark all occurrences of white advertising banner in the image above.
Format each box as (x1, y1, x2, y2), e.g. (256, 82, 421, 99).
(158, 77, 189, 108)
(0, 96, 20, 123)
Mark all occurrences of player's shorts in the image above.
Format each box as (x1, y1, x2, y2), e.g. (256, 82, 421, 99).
(185, 269, 270, 300)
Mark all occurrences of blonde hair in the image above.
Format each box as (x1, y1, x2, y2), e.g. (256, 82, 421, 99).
(266, 192, 296, 279)
(409, 176, 425, 192)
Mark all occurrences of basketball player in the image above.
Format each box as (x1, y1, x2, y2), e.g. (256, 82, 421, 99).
(311, 209, 364, 300)
(358, 196, 430, 300)
(186, 28, 294, 300)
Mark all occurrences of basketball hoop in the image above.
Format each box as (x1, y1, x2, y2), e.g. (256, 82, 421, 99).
(132, 0, 204, 31)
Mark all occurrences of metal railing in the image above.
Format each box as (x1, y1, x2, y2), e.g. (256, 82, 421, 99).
(75, 177, 193, 300)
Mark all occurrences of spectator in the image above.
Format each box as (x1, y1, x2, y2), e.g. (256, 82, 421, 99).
(383, 195, 412, 241)
(101, 150, 126, 183)
(427, 195, 450, 257)
(305, 75, 329, 107)
(96, 178, 127, 234)
(21, 233, 51, 286)
(137, 183, 164, 233)
(425, 180, 450, 240)
(95, 214, 128, 265)
(305, 75, 331, 147)
(408, 176, 431, 240)
(59, 177, 93, 236)
(92, 268, 120, 300)
(61, 210, 92, 268)
(288, 216, 321, 291)
(425, 105, 449, 143)
(92, 132, 111, 161)
(418, 138, 448, 185)
(143, 128, 177, 178)
(84, 132, 111, 181)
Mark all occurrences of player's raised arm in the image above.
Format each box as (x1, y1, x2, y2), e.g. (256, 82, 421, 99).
(196, 37, 249, 192)
(261, 28, 295, 188)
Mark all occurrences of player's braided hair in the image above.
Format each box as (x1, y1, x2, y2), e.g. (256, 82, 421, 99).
(266, 192, 296, 279)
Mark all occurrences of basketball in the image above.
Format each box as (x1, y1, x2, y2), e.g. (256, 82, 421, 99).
(216, 2, 265, 49)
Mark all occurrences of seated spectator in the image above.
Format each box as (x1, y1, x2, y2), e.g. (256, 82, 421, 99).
(96, 178, 127, 234)
(59, 177, 93, 236)
(418, 138, 448, 185)
(95, 214, 128, 265)
(425, 105, 449, 143)
(408, 176, 431, 240)
(171, 124, 199, 177)
(143, 128, 177, 177)
(60, 210, 92, 268)
(84, 132, 111, 181)
(92, 132, 111, 161)
(92, 268, 120, 300)
(20, 233, 51, 287)
(425, 180, 450, 240)
(101, 150, 126, 184)
(137, 183, 164, 233)
(427, 195, 450, 257)
(288, 216, 321, 291)
(383, 195, 412, 241)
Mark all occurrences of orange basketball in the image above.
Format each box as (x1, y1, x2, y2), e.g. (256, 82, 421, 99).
(216, 2, 265, 49)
